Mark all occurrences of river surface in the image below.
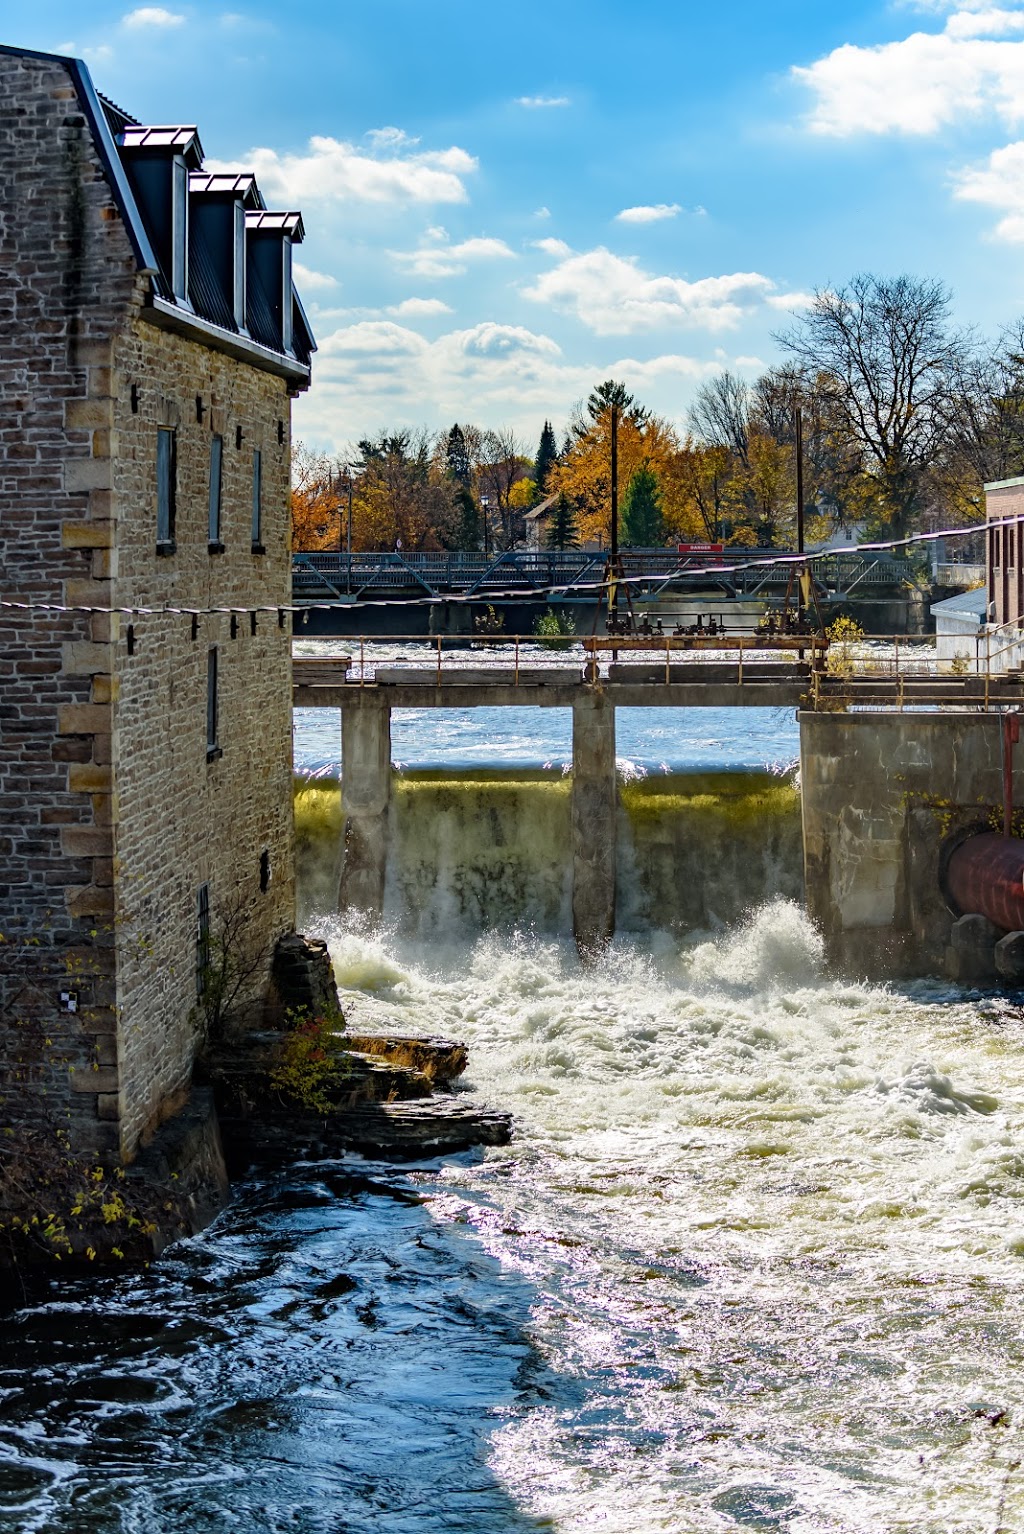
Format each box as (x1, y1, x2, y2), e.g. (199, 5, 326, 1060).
(2, 645, 1023, 1533)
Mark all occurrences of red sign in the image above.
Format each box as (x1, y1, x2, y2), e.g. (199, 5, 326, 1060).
(677, 542, 724, 554)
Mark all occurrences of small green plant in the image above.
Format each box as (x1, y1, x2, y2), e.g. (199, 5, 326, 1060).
(473, 604, 504, 635)
(950, 650, 971, 675)
(534, 608, 576, 648)
(269, 1012, 351, 1114)
(825, 613, 865, 679)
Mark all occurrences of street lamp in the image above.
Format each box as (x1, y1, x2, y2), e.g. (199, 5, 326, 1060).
(480, 495, 490, 557)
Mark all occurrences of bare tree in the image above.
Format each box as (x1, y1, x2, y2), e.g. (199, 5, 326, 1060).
(777, 273, 961, 540)
(474, 426, 529, 550)
(688, 371, 751, 467)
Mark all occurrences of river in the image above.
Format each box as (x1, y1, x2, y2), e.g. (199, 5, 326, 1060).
(1, 645, 1023, 1533)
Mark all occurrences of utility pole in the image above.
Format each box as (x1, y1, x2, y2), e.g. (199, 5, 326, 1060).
(609, 403, 619, 626)
(795, 405, 805, 557)
(795, 405, 805, 624)
(340, 466, 354, 595)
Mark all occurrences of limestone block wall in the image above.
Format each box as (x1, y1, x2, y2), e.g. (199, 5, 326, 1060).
(110, 318, 295, 1155)
(800, 712, 1006, 979)
(0, 51, 135, 1156)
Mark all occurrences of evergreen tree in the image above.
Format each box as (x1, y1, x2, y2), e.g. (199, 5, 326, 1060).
(453, 485, 481, 550)
(587, 379, 650, 427)
(620, 464, 664, 546)
(446, 422, 472, 486)
(546, 492, 580, 550)
(534, 420, 558, 496)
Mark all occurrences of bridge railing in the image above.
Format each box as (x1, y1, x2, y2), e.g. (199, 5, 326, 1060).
(292, 548, 922, 600)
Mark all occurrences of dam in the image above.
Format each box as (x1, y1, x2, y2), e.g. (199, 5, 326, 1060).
(294, 639, 1024, 974)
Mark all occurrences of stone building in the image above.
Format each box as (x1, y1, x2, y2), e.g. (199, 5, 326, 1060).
(0, 44, 313, 1197)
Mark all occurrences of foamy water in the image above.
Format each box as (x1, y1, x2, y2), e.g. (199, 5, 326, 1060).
(321, 905, 1024, 1533)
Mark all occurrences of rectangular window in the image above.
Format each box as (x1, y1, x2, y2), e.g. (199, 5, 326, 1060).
(206, 646, 221, 760)
(156, 427, 176, 550)
(208, 434, 224, 550)
(251, 448, 264, 552)
(195, 884, 210, 1000)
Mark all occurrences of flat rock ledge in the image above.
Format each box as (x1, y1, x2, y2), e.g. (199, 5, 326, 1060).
(201, 1027, 511, 1171)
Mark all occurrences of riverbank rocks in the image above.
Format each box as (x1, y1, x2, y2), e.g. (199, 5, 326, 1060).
(345, 1033, 468, 1084)
(201, 1021, 510, 1173)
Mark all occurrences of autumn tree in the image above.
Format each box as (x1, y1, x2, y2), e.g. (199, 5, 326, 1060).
(553, 384, 704, 546)
(291, 442, 342, 551)
(352, 430, 459, 551)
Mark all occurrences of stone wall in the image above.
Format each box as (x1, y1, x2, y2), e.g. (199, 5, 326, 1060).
(1, 49, 296, 1165)
(110, 316, 295, 1155)
(0, 51, 134, 1156)
(800, 711, 1006, 979)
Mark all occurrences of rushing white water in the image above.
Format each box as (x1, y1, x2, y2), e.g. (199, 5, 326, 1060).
(320, 906, 1024, 1533)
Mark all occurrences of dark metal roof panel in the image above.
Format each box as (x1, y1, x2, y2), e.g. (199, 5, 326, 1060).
(187, 223, 237, 332)
(246, 209, 304, 240)
(190, 171, 264, 207)
(121, 124, 204, 163)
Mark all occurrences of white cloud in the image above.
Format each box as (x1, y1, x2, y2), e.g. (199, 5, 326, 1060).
(615, 203, 682, 223)
(387, 297, 454, 316)
(365, 126, 421, 151)
(298, 318, 720, 447)
(392, 234, 517, 279)
(122, 6, 185, 27)
(523, 246, 777, 335)
(533, 237, 572, 257)
(534, 206, 551, 219)
(205, 136, 476, 206)
(954, 138, 1024, 236)
(293, 261, 338, 290)
(320, 321, 429, 358)
(794, 11, 1024, 135)
(515, 95, 570, 108)
(765, 290, 816, 310)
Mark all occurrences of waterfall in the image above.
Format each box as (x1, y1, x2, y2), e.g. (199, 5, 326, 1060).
(295, 768, 802, 937)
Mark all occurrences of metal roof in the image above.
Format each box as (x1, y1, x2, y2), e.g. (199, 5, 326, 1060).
(190, 172, 264, 208)
(121, 125, 204, 164)
(246, 210, 304, 240)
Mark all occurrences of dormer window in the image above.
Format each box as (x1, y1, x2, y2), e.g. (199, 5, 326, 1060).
(188, 172, 261, 334)
(246, 210, 304, 355)
(119, 125, 203, 307)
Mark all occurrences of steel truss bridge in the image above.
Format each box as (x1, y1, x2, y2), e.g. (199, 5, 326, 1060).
(293, 547, 919, 606)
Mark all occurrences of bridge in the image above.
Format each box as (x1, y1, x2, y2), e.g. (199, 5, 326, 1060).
(292, 547, 916, 606)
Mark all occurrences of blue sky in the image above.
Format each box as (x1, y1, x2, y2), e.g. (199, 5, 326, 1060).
(8, 0, 1024, 456)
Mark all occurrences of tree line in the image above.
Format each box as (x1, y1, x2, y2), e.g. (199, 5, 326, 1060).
(293, 273, 1024, 555)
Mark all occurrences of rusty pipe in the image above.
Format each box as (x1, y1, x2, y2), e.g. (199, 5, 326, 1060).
(943, 832, 1024, 931)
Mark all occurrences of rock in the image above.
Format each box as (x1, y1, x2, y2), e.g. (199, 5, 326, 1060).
(271, 933, 341, 1021)
(344, 1033, 468, 1084)
(947, 913, 1002, 986)
(995, 930, 1024, 985)
(334, 1100, 513, 1159)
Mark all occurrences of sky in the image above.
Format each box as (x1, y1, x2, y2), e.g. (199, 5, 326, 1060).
(8, 0, 1024, 458)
